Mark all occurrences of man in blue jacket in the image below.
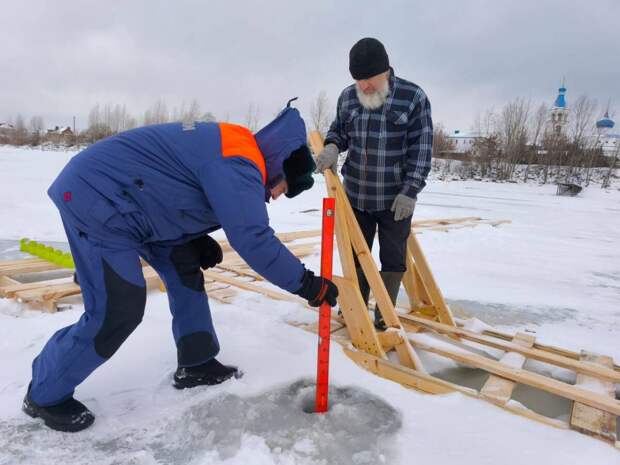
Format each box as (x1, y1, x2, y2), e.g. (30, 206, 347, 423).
(23, 104, 338, 432)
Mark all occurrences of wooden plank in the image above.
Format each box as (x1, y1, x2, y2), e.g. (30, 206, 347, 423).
(402, 248, 432, 311)
(478, 327, 620, 373)
(202, 270, 296, 302)
(0, 275, 21, 288)
(408, 337, 620, 416)
(344, 346, 464, 395)
(343, 346, 569, 429)
(570, 352, 617, 443)
(480, 332, 536, 404)
(276, 230, 321, 241)
(377, 329, 405, 352)
(334, 180, 423, 371)
(0, 261, 62, 275)
(406, 235, 456, 326)
(327, 173, 359, 288)
(0, 276, 73, 297)
(332, 276, 385, 358)
(212, 264, 263, 280)
(403, 314, 620, 383)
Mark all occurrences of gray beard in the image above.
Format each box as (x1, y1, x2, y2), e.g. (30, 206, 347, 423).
(355, 80, 390, 110)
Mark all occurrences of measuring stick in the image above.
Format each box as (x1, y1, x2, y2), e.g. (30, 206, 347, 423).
(315, 197, 336, 413)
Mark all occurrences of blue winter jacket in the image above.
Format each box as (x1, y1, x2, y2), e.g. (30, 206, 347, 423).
(48, 108, 309, 293)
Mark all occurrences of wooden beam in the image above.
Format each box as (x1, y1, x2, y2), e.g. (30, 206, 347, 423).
(343, 346, 570, 429)
(408, 338, 620, 416)
(202, 270, 296, 302)
(570, 352, 617, 443)
(0, 261, 62, 275)
(0, 276, 72, 298)
(343, 346, 464, 395)
(333, 276, 386, 358)
(480, 332, 536, 404)
(377, 329, 405, 352)
(406, 235, 456, 326)
(403, 314, 620, 383)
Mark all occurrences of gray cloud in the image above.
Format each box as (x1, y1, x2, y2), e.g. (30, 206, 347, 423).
(1, 0, 618, 132)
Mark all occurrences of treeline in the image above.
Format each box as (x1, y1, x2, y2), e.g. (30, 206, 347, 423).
(1, 98, 219, 147)
(432, 95, 619, 188)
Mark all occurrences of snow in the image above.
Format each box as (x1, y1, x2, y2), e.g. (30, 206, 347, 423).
(1, 146, 620, 464)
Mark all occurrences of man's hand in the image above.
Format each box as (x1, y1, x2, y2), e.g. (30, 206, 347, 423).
(294, 269, 339, 307)
(390, 194, 416, 221)
(190, 235, 223, 270)
(314, 143, 339, 174)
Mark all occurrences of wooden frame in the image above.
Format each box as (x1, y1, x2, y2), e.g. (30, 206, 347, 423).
(308, 131, 618, 447)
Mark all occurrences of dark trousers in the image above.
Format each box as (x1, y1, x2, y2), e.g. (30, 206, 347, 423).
(352, 208, 412, 272)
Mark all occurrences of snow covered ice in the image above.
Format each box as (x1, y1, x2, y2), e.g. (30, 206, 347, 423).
(1, 146, 620, 465)
(1, 380, 401, 465)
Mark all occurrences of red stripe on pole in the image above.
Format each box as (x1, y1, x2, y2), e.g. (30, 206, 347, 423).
(315, 197, 335, 413)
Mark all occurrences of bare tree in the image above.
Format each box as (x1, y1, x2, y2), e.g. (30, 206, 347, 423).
(601, 138, 619, 189)
(12, 113, 28, 145)
(29, 115, 45, 134)
(309, 90, 333, 137)
(144, 99, 169, 125)
(244, 103, 260, 132)
(561, 95, 597, 183)
(569, 95, 597, 147)
(432, 123, 455, 158)
(523, 103, 547, 182)
(497, 98, 530, 180)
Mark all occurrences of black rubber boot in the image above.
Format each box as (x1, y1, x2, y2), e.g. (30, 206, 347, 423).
(22, 385, 95, 432)
(173, 358, 242, 389)
(374, 271, 403, 331)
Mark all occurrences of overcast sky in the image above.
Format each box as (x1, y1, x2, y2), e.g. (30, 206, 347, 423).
(2, 0, 619, 133)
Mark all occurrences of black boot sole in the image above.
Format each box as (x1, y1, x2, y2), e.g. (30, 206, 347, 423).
(173, 369, 243, 390)
(22, 398, 94, 433)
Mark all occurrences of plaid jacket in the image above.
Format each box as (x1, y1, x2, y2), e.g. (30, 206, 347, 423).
(324, 69, 433, 212)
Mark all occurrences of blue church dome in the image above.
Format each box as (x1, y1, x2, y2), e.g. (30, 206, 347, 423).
(596, 111, 615, 129)
(596, 118, 615, 129)
(553, 85, 567, 108)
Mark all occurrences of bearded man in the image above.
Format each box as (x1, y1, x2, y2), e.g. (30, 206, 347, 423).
(315, 37, 433, 329)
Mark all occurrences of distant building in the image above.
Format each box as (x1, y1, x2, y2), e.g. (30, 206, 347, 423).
(448, 130, 484, 153)
(548, 81, 569, 136)
(593, 110, 619, 157)
(46, 126, 73, 136)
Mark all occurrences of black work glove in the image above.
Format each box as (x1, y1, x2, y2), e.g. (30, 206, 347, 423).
(190, 235, 223, 270)
(294, 269, 339, 307)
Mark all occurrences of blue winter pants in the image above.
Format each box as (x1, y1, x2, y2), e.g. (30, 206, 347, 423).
(29, 219, 220, 406)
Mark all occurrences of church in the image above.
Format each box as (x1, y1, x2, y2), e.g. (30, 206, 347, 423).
(548, 82, 619, 157)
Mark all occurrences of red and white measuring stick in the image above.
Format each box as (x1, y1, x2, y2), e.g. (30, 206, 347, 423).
(315, 197, 335, 413)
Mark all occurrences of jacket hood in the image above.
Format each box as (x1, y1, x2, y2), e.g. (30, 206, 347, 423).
(254, 107, 308, 193)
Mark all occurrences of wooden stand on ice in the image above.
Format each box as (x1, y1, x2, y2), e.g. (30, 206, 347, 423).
(307, 130, 619, 448)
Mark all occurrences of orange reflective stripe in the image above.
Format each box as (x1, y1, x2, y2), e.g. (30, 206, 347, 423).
(218, 123, 267, 185)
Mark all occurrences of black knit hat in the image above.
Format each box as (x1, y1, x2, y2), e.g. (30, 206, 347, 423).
(349, 38, 390, 80)
(283, 145, 315, 198)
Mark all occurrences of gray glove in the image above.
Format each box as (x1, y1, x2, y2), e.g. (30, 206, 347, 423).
(315, 143, 339, 173)
(390, 194, 416, 221)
